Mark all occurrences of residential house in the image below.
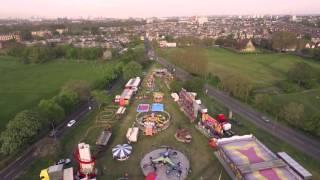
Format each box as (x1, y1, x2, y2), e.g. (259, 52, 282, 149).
(159, 40, 177, 48)
(236, 39, 256, 52)
(103, 50, 112, 60)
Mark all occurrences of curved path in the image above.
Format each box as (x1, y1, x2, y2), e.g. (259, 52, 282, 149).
(82, 105, 118, 140)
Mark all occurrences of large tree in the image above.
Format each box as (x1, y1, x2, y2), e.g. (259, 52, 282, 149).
(0, 110, 42, 154)
(122, 61, 143, 80)
(272, 31, 297, 51)
(62, 80, 91, 101)
(287, 62, 318, 88)
(220, 75, 252, 101)
(172, 48, 208, 76)
(54, 91, 79, 114)
(280, 102, 304, 127)
(38, 99, 65, 124)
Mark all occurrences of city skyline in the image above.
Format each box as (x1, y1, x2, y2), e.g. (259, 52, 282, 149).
(1, 0, 320, 19)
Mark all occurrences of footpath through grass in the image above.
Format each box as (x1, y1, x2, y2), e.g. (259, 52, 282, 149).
(0, 56, 116, 132)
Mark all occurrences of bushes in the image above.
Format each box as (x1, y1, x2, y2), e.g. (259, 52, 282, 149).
(287, 62, 319, 89)
(276, 81, 301, 93)
(184, 77, 205, 93)
(254, 94, 272, 112)
(280, 102, 305, 128)
(206, 73, 220, 87)
(170, 79, 183, 93)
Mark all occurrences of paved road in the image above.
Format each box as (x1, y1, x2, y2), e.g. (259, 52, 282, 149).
(147, 43, 320, 161)
(0, 102, 91, 180)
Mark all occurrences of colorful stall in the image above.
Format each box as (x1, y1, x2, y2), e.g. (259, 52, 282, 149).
(137, 104, 150, 113)
(153, 92, 164, 103)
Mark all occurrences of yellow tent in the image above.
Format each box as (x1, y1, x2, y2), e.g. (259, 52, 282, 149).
(40, 169, 49, 180)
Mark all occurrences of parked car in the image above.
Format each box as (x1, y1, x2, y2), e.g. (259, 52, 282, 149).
(261, 116, 270, 123)
(67, 120, 76, 127)
(56, 158, 71, 165)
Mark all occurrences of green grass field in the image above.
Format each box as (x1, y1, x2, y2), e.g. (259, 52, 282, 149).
(0, 56, 116, 132)
(158, 47, 320, 88)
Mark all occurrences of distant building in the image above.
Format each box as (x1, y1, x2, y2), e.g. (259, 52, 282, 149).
(236, 39, 256, 52)
(311, 37, 320, 44)
(31, 30, 52, 37)
(56, 28, 68, 35)
(292, 15, 297, 21)
(305, 42, 316, 49)
(0, 33, 21, 42)
(159, 40, 177, 48)
(197, 16, 208, 25)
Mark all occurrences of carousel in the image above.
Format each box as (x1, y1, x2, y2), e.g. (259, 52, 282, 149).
(136, 109, 170, 136)
(140, 147, 190, 180)
(112, 144, 132, 161)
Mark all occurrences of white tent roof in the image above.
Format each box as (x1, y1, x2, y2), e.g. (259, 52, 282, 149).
(126, 127, 139, 142)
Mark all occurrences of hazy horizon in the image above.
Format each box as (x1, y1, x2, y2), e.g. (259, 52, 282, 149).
(1, 0, 320, 19)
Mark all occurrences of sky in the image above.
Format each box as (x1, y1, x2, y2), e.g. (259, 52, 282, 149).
(0, 0, 319, 18)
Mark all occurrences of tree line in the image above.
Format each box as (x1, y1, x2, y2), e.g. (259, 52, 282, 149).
(7, 45, 104, 64)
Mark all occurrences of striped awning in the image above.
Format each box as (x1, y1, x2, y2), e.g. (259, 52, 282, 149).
(112, 144, 132, 159)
